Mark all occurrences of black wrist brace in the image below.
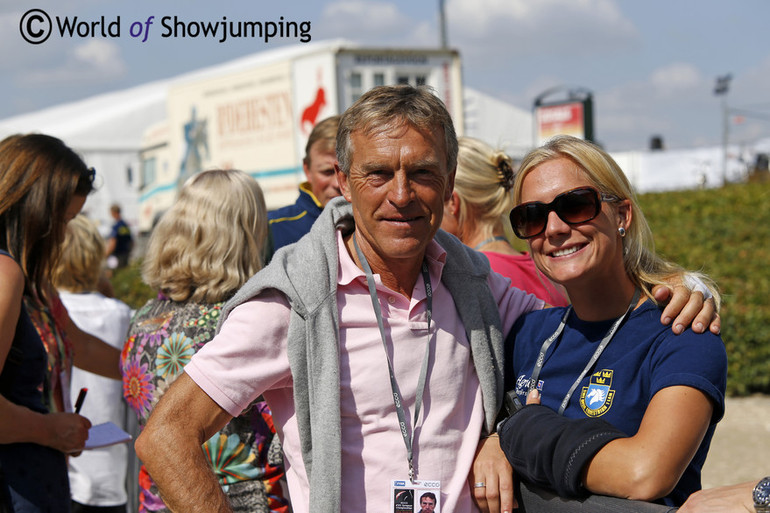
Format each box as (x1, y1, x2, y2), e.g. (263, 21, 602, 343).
(498, 404, 628, 497)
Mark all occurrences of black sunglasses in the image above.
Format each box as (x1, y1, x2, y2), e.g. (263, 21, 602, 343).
(509, 187, 620, 239)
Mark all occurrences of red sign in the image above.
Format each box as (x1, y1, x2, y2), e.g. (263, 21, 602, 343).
(536, 101, 585, 145)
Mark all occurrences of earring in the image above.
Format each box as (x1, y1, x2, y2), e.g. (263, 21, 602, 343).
(618, 227, 626, 237)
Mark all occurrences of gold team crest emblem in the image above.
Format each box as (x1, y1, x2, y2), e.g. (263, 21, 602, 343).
(580, 369, 615, 417)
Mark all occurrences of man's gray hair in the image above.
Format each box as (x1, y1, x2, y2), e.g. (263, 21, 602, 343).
(336, 85, 458, 175)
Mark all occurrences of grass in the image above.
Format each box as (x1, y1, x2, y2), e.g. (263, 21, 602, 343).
(640, 181, 770, 395)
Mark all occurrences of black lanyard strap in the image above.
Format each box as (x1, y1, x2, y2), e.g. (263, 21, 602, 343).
(353, 235, 432, 482)
(528, 288, 641, 415)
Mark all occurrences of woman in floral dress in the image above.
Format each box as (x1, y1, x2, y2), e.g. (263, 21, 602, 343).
(121, 169, 289, 513)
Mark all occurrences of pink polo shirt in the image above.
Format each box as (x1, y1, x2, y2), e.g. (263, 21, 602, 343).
(185, 231, 543, 512)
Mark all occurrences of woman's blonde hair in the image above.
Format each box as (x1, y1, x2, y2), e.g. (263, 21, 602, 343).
(454, 136, 516, 240)
(514, 135, 720, 308)
(52, 214, 105, 293)
(142, 169, 268, 303)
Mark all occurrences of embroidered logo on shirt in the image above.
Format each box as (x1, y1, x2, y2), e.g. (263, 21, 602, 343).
(580, 369, 615, 417)
(515, 374, 530, 397)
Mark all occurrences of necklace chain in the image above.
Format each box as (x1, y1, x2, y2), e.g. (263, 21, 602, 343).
(473, 235, 508, 250)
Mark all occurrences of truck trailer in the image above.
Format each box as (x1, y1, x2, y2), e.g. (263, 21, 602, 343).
(137, 40, 463, 232)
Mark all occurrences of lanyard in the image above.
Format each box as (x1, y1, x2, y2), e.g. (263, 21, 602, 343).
(353, 236, 432, 483)
(528, 288, 641, 415)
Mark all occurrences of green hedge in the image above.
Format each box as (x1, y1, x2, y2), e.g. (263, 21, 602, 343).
(110, 182, 770, 396)
(110, 261, 153, 311)
(639, 181, 770, 396)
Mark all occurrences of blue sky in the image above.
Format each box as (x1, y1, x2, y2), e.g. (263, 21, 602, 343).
(1, 0, 768, 151)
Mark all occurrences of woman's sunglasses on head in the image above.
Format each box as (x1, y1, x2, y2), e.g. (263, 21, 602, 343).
(509, 187, 621, 239)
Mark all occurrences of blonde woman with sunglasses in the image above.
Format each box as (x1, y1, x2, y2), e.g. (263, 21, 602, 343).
(472, 135, 726, 512)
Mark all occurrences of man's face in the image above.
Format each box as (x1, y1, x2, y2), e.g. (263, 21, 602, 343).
(303, 142, 340, 206)
(420, 496, 436, 512)
(338, 122, 454, 272)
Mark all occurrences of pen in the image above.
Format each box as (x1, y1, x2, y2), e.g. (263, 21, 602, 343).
(74, 387, 88, 414)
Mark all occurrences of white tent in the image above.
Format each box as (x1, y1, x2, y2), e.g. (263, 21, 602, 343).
(0, 39, 535, 235)
(0, 39, 367, 234)
(0, 80, 168, 235)
(463, 88, 533, 158)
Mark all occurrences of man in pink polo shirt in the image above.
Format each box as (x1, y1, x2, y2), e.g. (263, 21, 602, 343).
(135, 85, 716, 513)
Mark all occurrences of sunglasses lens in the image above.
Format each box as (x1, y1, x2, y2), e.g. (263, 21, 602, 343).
(510, 203, 547, 239)
(558, 189, 600, 224)
(510, 188, 602, 239)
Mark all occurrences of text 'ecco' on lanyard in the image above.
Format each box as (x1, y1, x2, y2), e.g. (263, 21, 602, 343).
(353, 236, 432, 483)
(528, 287, 641, 415)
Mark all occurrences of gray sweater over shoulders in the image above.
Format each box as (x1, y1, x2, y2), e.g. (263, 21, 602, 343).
(219, 196, 505, 512)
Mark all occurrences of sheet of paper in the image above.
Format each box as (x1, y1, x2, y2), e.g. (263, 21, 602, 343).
(83, 421, 132, 450)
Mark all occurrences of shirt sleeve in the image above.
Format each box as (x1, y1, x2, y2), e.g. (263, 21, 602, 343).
(649, 329, 728, 423)
(184, 289, 292, 417)
(488, 269, 545, 338)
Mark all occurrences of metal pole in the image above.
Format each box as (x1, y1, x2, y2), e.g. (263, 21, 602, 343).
(714, 74, 731, 186)
(722, 95, 727, 186)
(439, 0, 448, 48)
(722, 95, 729, 185)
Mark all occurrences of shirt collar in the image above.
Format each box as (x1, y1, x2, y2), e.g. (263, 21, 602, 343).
(336, 230, 447, 293)
(299, 181, 323, 208)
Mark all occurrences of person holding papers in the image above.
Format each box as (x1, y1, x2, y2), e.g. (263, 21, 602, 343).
(0, 134, 121, 513)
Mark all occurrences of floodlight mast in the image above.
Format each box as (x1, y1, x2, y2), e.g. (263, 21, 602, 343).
(714, 74, 732, 186)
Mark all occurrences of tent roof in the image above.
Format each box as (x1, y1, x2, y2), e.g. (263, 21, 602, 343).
(0, 39, 356, 151)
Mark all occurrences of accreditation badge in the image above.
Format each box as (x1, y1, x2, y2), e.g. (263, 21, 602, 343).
(391, 479, 441, 512)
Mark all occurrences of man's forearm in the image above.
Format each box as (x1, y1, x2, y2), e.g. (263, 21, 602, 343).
(140, 431, 231, 513)
(135, 373, 235, 512)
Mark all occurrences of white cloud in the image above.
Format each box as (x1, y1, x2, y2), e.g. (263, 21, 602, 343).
(73, 39, 126, 75)
(594, 64, 720, 150)
(20, 40, 127, 86)
(446, 0, 638, 58)
(316, 0, 434, 46)
(725, 54, 770, 147)
(733, 53, 770, 106)
(649, 63, 702, 97)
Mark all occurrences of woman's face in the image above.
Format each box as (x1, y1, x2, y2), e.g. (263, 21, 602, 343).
(65, 195, 86, 223)
(519, 157, 630, 290)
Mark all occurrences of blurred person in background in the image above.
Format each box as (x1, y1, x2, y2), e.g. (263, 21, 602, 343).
(105, 204, 133, 271)
(441, 136, 568, 306)
(121, 169, 289, 513)
(267, 115, 341, 257)
(53, 214, 132, 513)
